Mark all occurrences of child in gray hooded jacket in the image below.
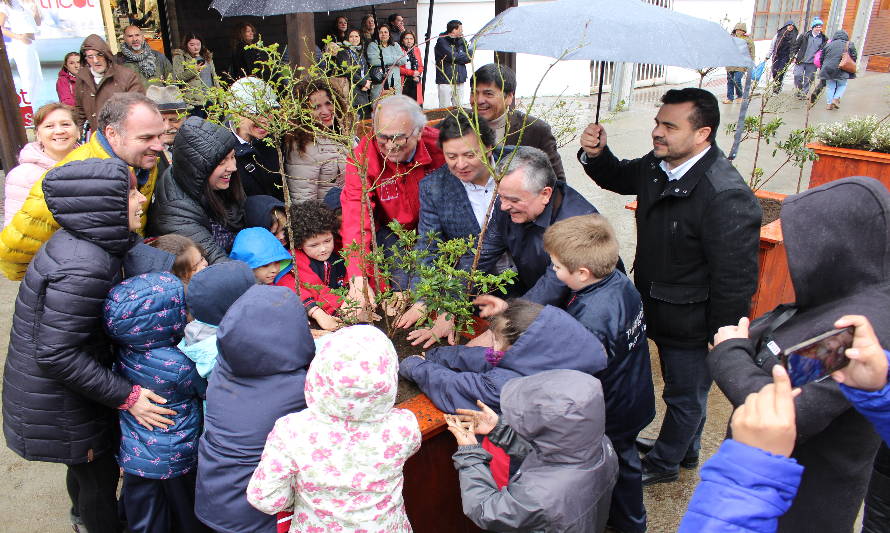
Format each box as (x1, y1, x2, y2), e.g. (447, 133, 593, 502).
(447, 369, 618, 532)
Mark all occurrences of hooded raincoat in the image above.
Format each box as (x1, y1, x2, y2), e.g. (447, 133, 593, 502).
(3, 158, 137, 464)
(147, 116, 242, 264)
(74, 34, 144, 132)
(178, 260, 256, 381)
(453, 369, 619, 532)
(708, 177, 890, 533)
(229, 227, 293, 282)
(400, 305, 608, 413)
(195, 285, 314, 533)
(105, 272, 204, 479)
(247, 325, 421, 532)
(819, 30, 858, 81)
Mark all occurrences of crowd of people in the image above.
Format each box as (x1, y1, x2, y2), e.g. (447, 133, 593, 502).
(735, 17, 859, 110)
(0, 13, 887, 533)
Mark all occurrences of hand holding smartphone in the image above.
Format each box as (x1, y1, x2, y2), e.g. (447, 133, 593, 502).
(781, 327, 854, 387)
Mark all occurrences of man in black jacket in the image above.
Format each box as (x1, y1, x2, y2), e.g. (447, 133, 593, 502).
(791, 18, 827, 98)
(470, 63, 566, 182)
(578, 88, 761, 485)
(434, 20, 472, 108)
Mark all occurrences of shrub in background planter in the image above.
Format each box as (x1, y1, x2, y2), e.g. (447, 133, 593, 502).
(808, 114, 890, 190)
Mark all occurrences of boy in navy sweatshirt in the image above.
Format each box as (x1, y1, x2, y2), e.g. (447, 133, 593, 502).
(543, 213, 655, 533)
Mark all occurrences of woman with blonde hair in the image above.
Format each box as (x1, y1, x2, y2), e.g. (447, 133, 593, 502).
(3, 102, 79, 226)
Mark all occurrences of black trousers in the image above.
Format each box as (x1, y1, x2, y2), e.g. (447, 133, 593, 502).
(66, 452, 122, 533)
(863, 442, 890, 533)
(121, 471, 211, 533)
(644, 342, 711, 472)
(608, 433, 647, 533)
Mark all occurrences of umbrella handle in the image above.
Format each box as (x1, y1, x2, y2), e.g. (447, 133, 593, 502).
(595, 61, 606, 124)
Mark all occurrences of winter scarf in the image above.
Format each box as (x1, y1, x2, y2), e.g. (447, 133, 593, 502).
(120, 43, 157, 79)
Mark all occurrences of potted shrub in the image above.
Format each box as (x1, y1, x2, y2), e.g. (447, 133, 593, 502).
(807, 114, 890, 190)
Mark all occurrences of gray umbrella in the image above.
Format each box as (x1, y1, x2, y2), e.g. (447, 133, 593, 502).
(210, 0, 388, 17)
(473, 0, 753, 70)
(473, 0, 754, 152)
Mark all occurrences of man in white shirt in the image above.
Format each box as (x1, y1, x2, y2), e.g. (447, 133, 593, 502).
(395, 110, 504, 346)
(578, 88, 761, 490)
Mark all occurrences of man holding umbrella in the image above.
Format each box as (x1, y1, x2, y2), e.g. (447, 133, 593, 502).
(577, 88, 761, 488)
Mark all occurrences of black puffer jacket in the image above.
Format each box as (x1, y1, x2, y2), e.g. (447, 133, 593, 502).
(147, 117, 241, 264)
(3, 158, 137, 464)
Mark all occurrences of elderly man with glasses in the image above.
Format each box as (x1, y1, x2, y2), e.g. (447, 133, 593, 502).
(340, 95, 445, 310)
(75, 34, 144, 134)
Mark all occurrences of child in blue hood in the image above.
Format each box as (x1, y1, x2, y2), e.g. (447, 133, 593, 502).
(230, 227, 293, 285)
(178, 261, 256, 383)
(105, 272, 210, 533)
(399, 299, 608, 413)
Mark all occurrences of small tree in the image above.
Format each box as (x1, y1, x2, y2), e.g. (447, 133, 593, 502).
(172, 30, 567, 344)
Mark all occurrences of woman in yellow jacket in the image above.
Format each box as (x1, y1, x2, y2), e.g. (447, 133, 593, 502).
(0, 93, 162, 280)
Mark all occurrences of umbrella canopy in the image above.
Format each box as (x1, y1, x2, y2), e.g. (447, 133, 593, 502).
(473, 0, 753, 70)
(210, 0, 388, 17)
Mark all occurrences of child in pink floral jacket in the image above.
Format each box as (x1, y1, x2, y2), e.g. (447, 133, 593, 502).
(247, 325, 422, 532)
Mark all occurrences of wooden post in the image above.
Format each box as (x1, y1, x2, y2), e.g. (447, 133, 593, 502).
(286, 13, 316, 72)
(493, 0, 517, 73)
(160, 0, 181, 54)
(850, 0, 876, 69)
(0, 39, 27, 175)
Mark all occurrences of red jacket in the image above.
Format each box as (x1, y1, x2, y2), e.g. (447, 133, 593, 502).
(56, 68, 77, 107)
(340, 125, 444, 278)
(399, 46, 424, 105)
(275, 249, 345, 315)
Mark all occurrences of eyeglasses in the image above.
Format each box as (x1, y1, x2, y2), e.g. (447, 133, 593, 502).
(375, 128, 419, 145)
(84, 53, 103, 60)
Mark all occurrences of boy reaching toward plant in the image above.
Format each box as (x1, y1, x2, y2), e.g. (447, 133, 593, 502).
(275, 201, 346, 331)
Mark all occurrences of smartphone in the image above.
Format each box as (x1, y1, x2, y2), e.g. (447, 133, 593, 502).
(780, 327, 853, 387)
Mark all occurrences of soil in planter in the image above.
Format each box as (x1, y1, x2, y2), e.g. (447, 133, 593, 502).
(760, 197, 782, 226)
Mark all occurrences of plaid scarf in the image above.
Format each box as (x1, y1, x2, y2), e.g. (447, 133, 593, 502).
(119, 43, 157, 79)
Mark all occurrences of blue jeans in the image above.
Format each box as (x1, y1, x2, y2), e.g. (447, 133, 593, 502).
(726, 71, 744, 100)
(825, 79, 848, 103)
(644, 342, 712, 472)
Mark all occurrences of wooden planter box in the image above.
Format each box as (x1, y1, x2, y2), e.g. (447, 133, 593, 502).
(400, 395, 483, 532)
(625, 189, 794, 320)
(750, 190, 795, 319)
(807, 143, 890, 191)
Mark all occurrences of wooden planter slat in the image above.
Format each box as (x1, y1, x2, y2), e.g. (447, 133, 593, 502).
(807, 143, 890, 191)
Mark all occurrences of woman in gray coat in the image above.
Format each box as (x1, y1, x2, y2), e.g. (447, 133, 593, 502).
(819, 30, 857, 110)
(366, 25, 406, 101)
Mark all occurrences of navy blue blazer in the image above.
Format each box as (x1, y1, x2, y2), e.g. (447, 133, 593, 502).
(416, 163, 485, 274)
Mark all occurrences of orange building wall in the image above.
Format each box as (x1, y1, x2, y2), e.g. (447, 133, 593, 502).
(820, 0, 890, 56)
